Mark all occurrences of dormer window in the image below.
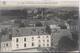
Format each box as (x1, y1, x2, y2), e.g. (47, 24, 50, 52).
(9, 34, 12, 40)
(38, 32, 39, 35)
(6, 43, 8, 47)
(16, 30, 19, 33)
(41, 29, 44, 32)
(32, 29, 36, 31)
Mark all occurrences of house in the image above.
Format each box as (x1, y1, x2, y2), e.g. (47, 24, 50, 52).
(12, 27, 51, 51)
(1, 32, 12, 52)
(49, 24, 60, 33)
(0, 27, 51, 52)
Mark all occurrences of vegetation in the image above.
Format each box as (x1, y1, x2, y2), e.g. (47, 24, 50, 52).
(57, 36, 78, 51)
(58, 10, 78, 21)
(14, 19, 26, 27)
(58, 24, 67, 29)
(19, 22, 25, 27)
(71, 31, 79, 49)
(45, 25, 51, 35)
(35, 22, 43, 27)
(1, 28, 8, 35)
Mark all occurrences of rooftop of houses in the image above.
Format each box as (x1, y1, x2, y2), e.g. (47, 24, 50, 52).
(1, 34, 11, 42)
(12, 27, 48, 37)
(1, 26, 49, 42)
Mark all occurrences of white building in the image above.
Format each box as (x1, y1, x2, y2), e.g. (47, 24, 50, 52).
(1, 41, 12, 52)
(1, 34, 12, 52)
(0, 27, 51, 52)
(49, 24, 60, 33)
(12, 35, 51, 51)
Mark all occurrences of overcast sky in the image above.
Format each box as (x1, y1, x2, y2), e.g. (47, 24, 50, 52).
(0, 0, 79, 9)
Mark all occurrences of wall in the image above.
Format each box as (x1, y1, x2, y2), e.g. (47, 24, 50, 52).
(12, 35, 51, 51)
(1, 41, 12, 52)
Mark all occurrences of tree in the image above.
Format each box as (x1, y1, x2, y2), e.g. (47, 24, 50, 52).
(35, 22, 43, 27)
(71, 31, 78, 42)
(1, 28, 8, 35)
(14, 19, 26, 27)
(19, 22, 25, 27)
(14, 19, 21, 25)
(9, 34, 12, 40)
(71, 31, 79, 49)
(45, 25, 51, 35)
(58, 10, 78, 21)
(57, 36, 77, 51)
(58, 24, 67, 29)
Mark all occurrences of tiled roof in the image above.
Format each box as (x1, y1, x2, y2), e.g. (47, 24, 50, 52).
(12, 27, 48, 37)
(1, 34, 11, 42)
(1, 27, 48, 42)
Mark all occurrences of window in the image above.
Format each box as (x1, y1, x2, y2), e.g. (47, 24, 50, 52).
(24, 38, 26, 42)
(38, 44, 41, 47)
(47, 40, 49, 42)
(16, 38, 18, 42)
(6, 43, 8, 46)
(46, 36, 48, 38)
(41, 29, 44, 32)
(32, 37, 34, 39)
(16, 33, 17, 35)
(16, 44, 19, 48)
(41, 29, 44, 33)
(38, 36, 40, 38)
(3, 44, 5, 47)
(43, 44, 45, 46)
(24, 43, 26, 47)
(43, 36, 44, 38)
(32, 37, 34, 41)
(32, 29, 36, 31)
(43, 40, 45, 42)
(39, 40, 41, 42)
(38, 32, 39, 35)
(32, 42, 34, 46)
(16, 30, 19, 33)
(47, 44, 49, 46)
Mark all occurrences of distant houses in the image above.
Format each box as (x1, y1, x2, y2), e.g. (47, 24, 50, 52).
(0, 8, 77, 52)
(0, 16, 72, 52)
(0, 21, 72, 52)
(0, 15, 73, 52)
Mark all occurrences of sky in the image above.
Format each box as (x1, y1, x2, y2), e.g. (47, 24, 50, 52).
(0, 0, 79, 9)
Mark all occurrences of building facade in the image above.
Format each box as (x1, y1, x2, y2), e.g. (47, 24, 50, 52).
(12, 35, 51, 51)
(1, 41, 12, 52)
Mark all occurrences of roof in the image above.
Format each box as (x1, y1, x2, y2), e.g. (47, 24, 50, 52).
(1, 34, 11, 42)
(12, 27, 48, 37)
(0, 26, 49, 42)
